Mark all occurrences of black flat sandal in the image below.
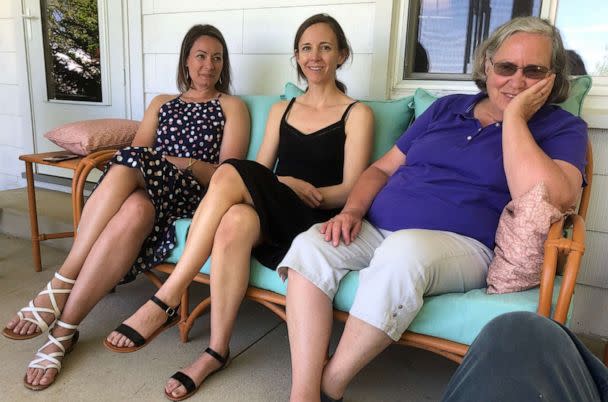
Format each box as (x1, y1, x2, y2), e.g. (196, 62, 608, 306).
(103, 295, 179, 353)
(165, 346, 230, 401)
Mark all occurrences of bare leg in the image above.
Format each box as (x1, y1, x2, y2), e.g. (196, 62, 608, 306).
(24, 190, 155, 388)
(287, 270, 334, 402)
(107, 164, 255, 347)
(320, 317, 392, 400)
(165, 204, 261, 399)
(6, 165, 146, 337)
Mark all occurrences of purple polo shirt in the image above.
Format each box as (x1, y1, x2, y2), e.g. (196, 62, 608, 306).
(367, 93, 588, 249)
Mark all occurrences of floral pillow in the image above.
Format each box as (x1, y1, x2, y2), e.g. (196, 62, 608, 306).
(44, 119, 140, 156)
(486, 182, 569, 294)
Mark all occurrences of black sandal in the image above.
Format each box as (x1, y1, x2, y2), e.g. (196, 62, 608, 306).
(103, 295, 179, 353)
(165, 347, 230, 401)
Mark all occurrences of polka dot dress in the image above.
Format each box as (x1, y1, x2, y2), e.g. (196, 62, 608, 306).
(97, 96, 224, 283)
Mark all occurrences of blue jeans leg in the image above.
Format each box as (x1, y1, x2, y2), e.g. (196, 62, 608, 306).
(441, 311, 608, 402)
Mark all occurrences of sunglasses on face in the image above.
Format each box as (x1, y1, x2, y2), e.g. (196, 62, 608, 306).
(490, 59, 551, 79)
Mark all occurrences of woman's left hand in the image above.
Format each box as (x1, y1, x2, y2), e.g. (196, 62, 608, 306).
(505, 74, 555, 122)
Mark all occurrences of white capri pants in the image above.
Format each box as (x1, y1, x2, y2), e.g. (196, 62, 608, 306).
(278, 220, 493, 341)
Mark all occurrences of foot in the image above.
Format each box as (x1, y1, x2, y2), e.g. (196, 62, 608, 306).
(24, 322, 78, 390)
(165, 346, 229, 399)
(5, 273, 74, 338)
(105, 297, 177, 348)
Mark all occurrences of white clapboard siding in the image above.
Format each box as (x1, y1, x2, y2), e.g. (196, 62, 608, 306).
(143, 11, 244, 54)
(0, 115, 23, 148)
(586, 175, 608, 233)
(578, 231, 608, 288)
(0, 52, 16, 84)
(147, 0, 371, 14)
(0, 19, 16, 52)
(571, 284, 608, 337)
(589, 128, 608, 175)
(0, 84, 18, 116)
(243, 4, 374, 54)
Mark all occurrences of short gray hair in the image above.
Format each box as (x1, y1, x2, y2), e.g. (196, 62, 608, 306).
(471, 16, 570, 103)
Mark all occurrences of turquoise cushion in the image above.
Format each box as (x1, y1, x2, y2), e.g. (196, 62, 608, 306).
(413, 87, 439, 118)
(283, 82, 414, 162)
(554, 75, 592, 117)
(167, 219, 568, 346)
(240, 95, 282, 160)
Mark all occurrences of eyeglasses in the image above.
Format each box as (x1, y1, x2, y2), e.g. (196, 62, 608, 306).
(490, 59, 551, 79)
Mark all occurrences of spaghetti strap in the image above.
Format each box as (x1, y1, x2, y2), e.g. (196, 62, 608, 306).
(281, 98, 297, 124)
(340, 101, 359, 122)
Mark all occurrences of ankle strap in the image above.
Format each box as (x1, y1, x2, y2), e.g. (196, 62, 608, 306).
(56, 320, 78, 330)
(205, 347, 228, 365)
(55, 272, 76, 284)
(150, 295, 178, 318)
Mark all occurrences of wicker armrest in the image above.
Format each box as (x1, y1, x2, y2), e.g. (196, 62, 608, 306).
(72, 149, 118, 228)
(537, 214, 586, 323)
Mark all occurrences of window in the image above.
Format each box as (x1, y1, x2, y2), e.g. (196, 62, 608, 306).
(40, 0, 102, 102)
(555, 0, 608, 77)
(403, 0, 542, 80)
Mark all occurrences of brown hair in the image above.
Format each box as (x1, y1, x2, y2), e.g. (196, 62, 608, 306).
(176, 24, 231, 94)
(471, 17, 570, 103)
(293, 14, 352, 93)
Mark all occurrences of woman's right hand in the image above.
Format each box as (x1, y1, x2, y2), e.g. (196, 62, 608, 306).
(279, 176, 323, 208)
(319, 208, 364, 246)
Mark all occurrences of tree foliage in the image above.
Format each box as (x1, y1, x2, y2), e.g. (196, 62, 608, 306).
(42, 0, 101, 101)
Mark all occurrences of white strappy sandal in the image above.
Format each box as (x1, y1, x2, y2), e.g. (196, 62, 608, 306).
(3, 272, 76, 340)
(23, 320, 79, 391)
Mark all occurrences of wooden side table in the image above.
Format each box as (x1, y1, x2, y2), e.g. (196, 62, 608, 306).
(19, 150, 118, 272)
(19, 151, 84, 272)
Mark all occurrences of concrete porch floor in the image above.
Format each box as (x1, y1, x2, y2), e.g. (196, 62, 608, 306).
(0, 188, 458, 402)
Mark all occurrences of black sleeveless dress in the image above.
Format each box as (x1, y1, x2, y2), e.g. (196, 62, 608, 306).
(224, 97, 357, 268)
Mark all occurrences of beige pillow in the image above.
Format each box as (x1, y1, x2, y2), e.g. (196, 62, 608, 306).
(486, 182, 568, 294)
(44, 119, 140, 156)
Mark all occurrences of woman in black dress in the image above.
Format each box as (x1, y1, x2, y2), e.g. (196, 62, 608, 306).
(105, 14, 374, 401)
(4, 24, 250, 391)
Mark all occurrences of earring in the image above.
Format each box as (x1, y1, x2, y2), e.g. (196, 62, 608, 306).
(219, 76, 223, 85)
(185, 68, 190, 81)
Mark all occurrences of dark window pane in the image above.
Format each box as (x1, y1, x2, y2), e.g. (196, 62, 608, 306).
(404, 0, 542, 79)
(40, 0, 102, 102)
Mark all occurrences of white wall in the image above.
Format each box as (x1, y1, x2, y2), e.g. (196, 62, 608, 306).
(140, 0, 391, 109)
(0, 1, 28, 191)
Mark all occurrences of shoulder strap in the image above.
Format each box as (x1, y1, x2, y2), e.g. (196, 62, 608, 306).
(340, 101, 359, 122)
(281, 97, 297, 124)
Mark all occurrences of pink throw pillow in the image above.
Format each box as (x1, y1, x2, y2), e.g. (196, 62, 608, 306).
(486, 182, 568, 294)
(44, 119, 140, 156)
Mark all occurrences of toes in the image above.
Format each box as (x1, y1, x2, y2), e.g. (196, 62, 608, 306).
(40, 368, 57, 386)
(166, 381, 186, 398)
(5, 316, 19, 330)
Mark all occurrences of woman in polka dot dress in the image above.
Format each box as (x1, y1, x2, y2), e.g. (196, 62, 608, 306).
(4, 24, 250, 391)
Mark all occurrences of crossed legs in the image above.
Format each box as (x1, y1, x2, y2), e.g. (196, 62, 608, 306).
(106, 164, 257, 349)
(11, 165, 156, 388)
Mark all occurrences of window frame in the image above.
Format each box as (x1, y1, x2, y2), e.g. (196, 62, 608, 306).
(388, 0, 608, 128)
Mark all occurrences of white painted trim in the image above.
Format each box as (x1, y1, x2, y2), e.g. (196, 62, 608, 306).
(126, 0, 144, 119)
(369, 0, 393, 99)
(16, 0, 34, 156)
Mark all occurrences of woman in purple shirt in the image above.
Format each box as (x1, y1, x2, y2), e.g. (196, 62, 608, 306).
(279, 17, 588, 402)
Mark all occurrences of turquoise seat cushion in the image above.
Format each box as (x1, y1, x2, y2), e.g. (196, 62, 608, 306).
(283, 82, 414, 162)
(240, 95, 282, 160)
(166, 219, 567, 346)
(412, 87, 439, 118)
